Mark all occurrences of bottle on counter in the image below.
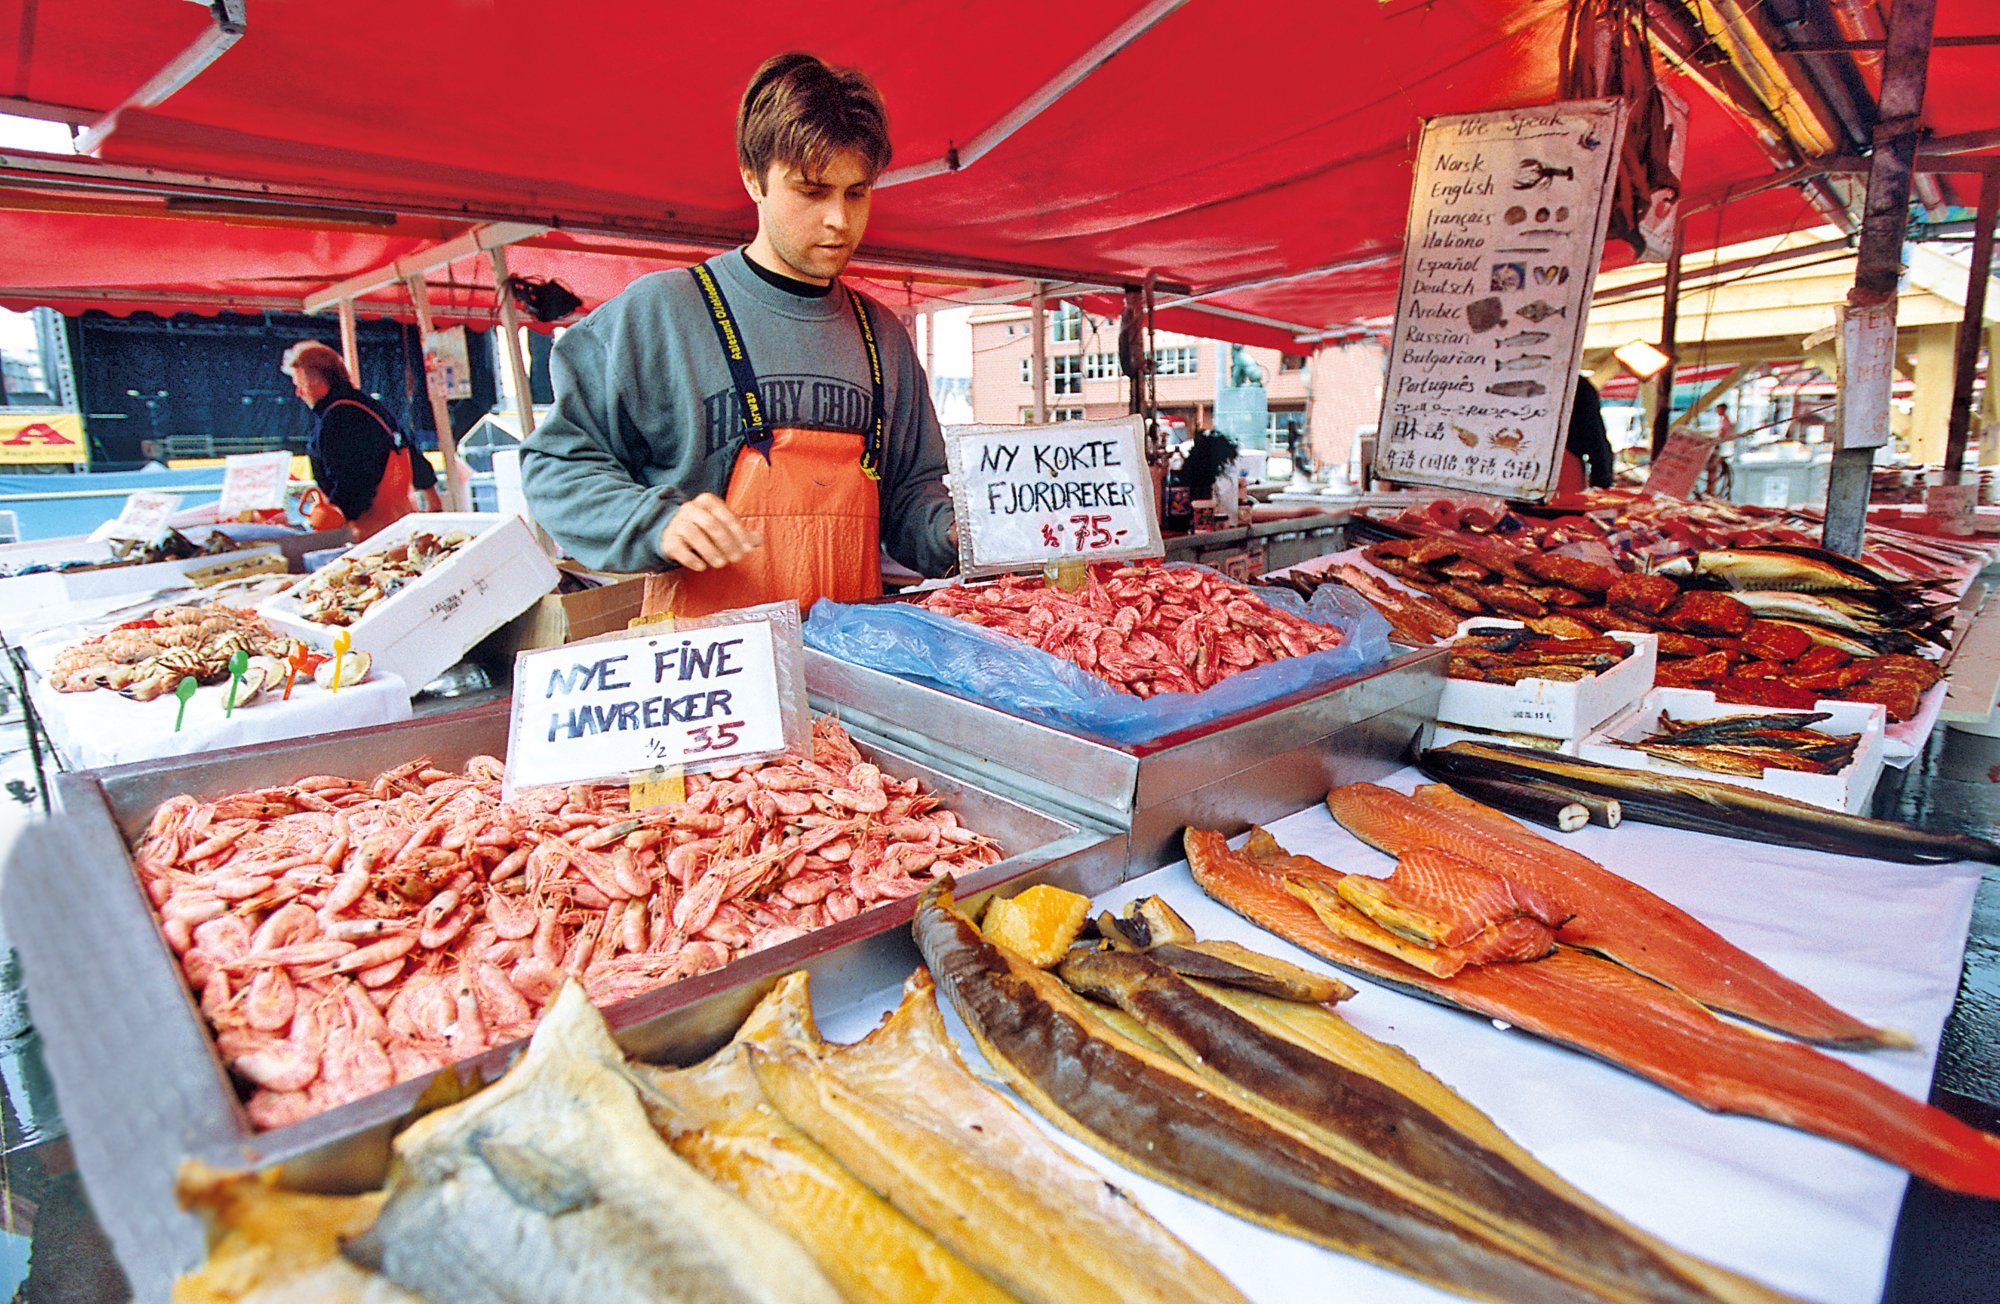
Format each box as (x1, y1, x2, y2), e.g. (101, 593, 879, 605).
(1163, 452, 1194, 532)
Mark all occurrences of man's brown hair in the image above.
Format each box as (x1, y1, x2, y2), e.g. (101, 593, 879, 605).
(281, 340, 350, 390)
(736, 52, 892, 187)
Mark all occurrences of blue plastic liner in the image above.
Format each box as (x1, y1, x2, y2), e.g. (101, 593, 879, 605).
(804, 567, 1393, 744)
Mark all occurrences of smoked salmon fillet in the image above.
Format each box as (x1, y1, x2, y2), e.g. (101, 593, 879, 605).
(1326, 783, 1906, 1049)
(1185, 828, 2000, 1199)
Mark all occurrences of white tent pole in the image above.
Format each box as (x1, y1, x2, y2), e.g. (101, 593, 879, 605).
(337, 300, 360, 385)
(487, 246, 537, 440)
(1031, 286, 1049, 424)
(406, 275, 470, 513)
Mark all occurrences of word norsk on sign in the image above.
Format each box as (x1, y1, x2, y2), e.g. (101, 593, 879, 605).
(505, 604, 806, 793)
(945, 414, 1162, 578)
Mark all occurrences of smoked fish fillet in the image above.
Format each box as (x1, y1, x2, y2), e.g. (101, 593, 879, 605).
(1327, 782, 1904, 1048)
(1187, 828, 2000, 1199)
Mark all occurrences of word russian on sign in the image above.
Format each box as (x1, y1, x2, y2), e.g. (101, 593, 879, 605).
(1836, 299, 1895, 451)
(1642, 427, 1716, 500)
(1375, 98, 1627, 503)
(506, 613, 797, 792)
(95, 492, 180, 545)
(945, 414, 1162, 578)
(217, 451, 293, 518)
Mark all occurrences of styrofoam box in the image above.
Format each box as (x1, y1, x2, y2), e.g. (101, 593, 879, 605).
(1580, 686, 1888, 814)
(0, 540, 285, 608)
(1433, 618, 1658, 740)
(259, 513, 558, 693)
(1421, 719, 1587, 756)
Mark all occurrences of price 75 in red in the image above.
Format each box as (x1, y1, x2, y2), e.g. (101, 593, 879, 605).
(1039, 513, 1121, 551)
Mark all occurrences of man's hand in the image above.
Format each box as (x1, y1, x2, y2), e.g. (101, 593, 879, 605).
(658, 493, 764, 571)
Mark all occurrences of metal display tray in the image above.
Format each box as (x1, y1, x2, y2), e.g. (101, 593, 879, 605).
(807, 643, 1447, 867)
(5, 701, 1121, 1304)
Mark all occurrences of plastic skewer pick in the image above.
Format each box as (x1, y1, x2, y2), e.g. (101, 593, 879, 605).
(173, 676, 197, 732)
(284, 645, 308, 700)
(224, 649, 250, 717)
(330, 629, 351, 693)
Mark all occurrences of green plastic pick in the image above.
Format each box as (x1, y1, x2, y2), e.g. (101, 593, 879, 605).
(224, 648, 250, 718)
(173, 676, 197, 732)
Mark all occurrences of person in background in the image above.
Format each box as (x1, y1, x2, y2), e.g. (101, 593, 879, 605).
(519, 52, 954, 615)
(283, 342, 440, 539)
(1562, 375, 1616, 492)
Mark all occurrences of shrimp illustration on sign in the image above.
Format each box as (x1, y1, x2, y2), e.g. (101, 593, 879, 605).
(1452, 425, 1480, 448)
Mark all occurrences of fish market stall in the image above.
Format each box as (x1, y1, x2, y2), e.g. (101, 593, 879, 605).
(1, 701, 1120, 1299)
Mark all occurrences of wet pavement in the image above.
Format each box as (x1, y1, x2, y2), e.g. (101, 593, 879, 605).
(2, 707, 1999, 1300)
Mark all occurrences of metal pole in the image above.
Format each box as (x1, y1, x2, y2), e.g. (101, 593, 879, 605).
(406, 275, 471, 512)
(1824, 0, 1935, 555)
(337, 299, 360, 386)
(1943, 169, 2000, 485)
(487, 245, 537, 440)
(1030, 285, 1048, 424)
(1651, 219, 1686, 456)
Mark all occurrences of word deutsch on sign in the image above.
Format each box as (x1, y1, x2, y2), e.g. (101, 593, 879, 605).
(1642, 427, 1716, 500)
(946, 414, 1162, 577)
(508, 620, 787, 791)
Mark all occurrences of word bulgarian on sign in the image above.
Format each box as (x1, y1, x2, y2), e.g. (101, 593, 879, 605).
(506, 612, 800, 792)
(1376, 98, 1627, 502)
(218, 451, 293, 517)
(945, 414, 1162, 578)
(1642, 426, 1717, 500)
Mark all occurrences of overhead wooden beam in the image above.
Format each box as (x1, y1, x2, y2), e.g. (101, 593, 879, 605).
(304, 222, 546, 314)
(1943, 171, 2000, 484)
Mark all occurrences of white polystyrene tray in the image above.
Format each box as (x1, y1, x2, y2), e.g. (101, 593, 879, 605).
(1580, 687, 1887, 815)
(259, 513, 558, 693)
(1433, 618, 1657, 740)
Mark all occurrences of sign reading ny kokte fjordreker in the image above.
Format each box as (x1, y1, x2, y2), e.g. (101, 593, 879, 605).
(1375, 99, 1626, 502)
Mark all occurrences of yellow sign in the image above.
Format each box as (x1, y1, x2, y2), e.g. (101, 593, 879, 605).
(0, 411, 88, 464)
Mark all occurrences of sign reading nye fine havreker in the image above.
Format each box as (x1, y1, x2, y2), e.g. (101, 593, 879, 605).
(944, 414, 1162, 578)
(504, 608, 805, 793)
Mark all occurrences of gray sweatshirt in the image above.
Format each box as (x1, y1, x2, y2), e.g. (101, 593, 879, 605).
(520, 249, 955, 575)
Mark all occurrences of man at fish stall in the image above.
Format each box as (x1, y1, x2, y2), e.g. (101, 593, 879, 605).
(520, 53, 956, 616)
(283, 342, 444, 542)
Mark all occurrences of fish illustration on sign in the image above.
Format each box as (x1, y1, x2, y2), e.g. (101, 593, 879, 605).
(1488, 380, 1547, 397)
(1496, 355, 1552, 372)
(1465, 297, 1507, 332)
(1516, 301, 1567, 323)
(1495, 330, 1551, 349)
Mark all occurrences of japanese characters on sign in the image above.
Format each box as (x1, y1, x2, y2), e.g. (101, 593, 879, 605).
(506, 606, 805, 793)
(1376, 99, 1627, 503)
(945, 414, 1163, 578)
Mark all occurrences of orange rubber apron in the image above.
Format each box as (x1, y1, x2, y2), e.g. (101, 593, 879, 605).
(658, 262, 885, 618)
(308, 397, 419, 542)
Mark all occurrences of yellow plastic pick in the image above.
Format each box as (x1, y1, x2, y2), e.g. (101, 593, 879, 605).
(628, 611, 685, 808)
(330, 629, 351, 693)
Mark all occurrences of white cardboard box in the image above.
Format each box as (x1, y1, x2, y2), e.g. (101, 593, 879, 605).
(1580, 686, 1888, 814)
(1433, 618, 1658, 740)
(0, 539, 285, 609)
(259, 513, 558, 693)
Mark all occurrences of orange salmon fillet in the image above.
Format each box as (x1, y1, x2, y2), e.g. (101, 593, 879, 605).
(1186, 827, 2000, 1199)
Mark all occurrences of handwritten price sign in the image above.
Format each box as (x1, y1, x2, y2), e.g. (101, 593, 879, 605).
(1642, 427, 1716, 500)
(505, 613, 800, 792)
(218, 451, 293, 517)
(945, 414, 1161, 578)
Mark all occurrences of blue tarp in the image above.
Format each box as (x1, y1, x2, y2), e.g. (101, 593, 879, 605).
(805, 567, 1393, 744)
(0, 468, 227, 541)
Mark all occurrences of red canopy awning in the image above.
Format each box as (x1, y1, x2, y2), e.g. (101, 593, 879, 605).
(0, 1, 1988, 342)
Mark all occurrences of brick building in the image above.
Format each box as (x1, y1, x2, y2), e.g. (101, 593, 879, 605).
(967, 302, 1312, 445)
